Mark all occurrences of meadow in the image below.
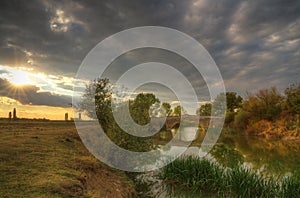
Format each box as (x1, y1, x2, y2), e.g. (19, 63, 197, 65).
(0, 121, 136, 198)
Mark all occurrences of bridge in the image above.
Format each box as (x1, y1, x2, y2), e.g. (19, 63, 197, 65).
(150, 115, 224, 131)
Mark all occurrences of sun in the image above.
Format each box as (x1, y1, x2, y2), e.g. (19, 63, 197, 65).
(9, 69, 34, 86)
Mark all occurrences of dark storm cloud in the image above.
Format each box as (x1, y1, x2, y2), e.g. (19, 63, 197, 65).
(0, 78, 71, 107)
(0, 0, 299, 102)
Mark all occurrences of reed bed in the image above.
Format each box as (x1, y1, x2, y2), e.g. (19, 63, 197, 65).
(160, 156, 300, 197)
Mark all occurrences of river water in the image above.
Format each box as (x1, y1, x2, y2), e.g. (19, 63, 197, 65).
(139, 126, 300, 197)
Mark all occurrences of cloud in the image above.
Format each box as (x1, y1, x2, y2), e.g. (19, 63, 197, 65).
(0, 78, 71, 107)
(0, 0, 299, 105)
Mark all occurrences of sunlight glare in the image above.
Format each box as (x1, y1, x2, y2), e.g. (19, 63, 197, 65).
(9, 69, 34, 86)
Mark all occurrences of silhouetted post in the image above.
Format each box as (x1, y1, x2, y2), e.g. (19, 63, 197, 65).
(78, 113, 81, 120)
(65, 113, 68, 121)
(13, 108, 17, 121)
(8, 112, 12, 122)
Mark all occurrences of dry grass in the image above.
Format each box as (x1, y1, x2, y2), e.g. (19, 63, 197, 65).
(0, 121, 136, 198)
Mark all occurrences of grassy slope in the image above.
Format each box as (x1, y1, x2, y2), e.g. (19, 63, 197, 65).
(0, 121, 136, 198)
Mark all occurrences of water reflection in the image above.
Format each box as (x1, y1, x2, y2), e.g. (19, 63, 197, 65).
(222, 135, 300, 176)
(171, 127, 198, 142)
(145, 127, 300, 197)
(210, 144, 244, 168)
(159, 127, 300, 176)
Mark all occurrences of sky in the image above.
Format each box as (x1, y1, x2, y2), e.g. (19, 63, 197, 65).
(0, 0, 299, 119)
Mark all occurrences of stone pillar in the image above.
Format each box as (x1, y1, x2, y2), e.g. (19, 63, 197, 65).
(65, 113, 68, 121)
(8, 112, 12, 121)
(13, 108, 17, 121)
(78, 113, 82, 120)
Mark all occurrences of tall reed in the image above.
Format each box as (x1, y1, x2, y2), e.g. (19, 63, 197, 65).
(160, 156, 300, 197)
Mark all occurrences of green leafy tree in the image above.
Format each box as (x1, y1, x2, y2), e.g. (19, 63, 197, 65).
(130, 93, 160, 125)
(213, 92, 243, 115)
(284, 84, 300, 129)
(212, 93, 227, 116)
(78, 78, 112, 131)
(79, 79, 157, 153)
(196, 103, 212, 116)
(162, 102, 172, 116)
(284, 83, 300, 115)
(226, 92, 243, 112)
(173, 105, 186, 116)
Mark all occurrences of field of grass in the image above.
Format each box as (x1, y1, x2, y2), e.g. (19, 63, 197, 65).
(160, 156, 300, 197)
(0, 121, 136, 198)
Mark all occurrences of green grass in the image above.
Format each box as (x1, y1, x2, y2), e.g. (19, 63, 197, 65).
(160, 156, 300, 197)
(280, 173, 300, 197)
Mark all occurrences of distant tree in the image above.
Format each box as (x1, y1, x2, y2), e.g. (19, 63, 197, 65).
(130, 93, 160, 125)
(226, 92, 243, 112)
(173, 105, 186, 116)
(212, 93, 227, 116)
(284, 84, 300, 128)
(234, 110, 251, 129)
(284, 83, 300, 115)
(196, 103, 212, 116)
(213, 92, 243, 114)
(243, 87, 284, 121)
(162, 102, 172, 116)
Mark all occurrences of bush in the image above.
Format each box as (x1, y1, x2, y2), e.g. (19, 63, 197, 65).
(225, 111, 236, 126)
(234, 110, 250, 129)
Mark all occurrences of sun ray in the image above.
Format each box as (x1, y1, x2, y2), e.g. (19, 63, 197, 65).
(9, 69, 34, 86)
(0, 66, 35, 87)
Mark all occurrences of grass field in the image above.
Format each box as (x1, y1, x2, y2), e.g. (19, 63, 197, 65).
(0, 121, 136, 198)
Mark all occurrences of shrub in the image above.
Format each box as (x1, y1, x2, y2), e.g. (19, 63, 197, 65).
(225, 111, 236, 126)
(234, 110, 250, 129)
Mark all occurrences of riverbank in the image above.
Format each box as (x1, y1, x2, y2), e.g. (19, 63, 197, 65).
(0, 121, 136, 197)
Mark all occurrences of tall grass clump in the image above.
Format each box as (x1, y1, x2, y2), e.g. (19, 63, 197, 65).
(160, 156, 226, 195)
(160, 156, 300, 197)
(227, 167, 278, 197)
(280, 173, 300, 197)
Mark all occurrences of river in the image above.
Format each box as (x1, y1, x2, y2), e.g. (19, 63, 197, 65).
(139, 126, 300, 197)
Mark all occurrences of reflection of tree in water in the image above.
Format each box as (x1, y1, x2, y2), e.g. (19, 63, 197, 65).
(230, 135, 300, 176)
(210, 143, 244, 168)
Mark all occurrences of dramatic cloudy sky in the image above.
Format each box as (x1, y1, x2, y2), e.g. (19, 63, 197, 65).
(0, 0, 299, 118)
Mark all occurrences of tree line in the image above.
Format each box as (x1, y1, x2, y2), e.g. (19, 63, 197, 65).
(79, 78, 299, 139)
(197, 84, 300, 138)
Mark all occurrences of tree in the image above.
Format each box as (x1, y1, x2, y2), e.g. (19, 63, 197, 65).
(162, 102, 172, 116)
(234, 110, 251, 129)
(243, 87, 283, 121)
(212, 93, 227, 116)
(79, 79, 157, 153)
(78, 78, 113, 131)
(173, 105, 185, 116)
(130, 93, 160, 125)
(213, 92, 243, 114)
(284, 83, 300, 115)
(196, 103, 212, 116)
(226, 92, 243, 112)
(284, 84, 300, 128)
